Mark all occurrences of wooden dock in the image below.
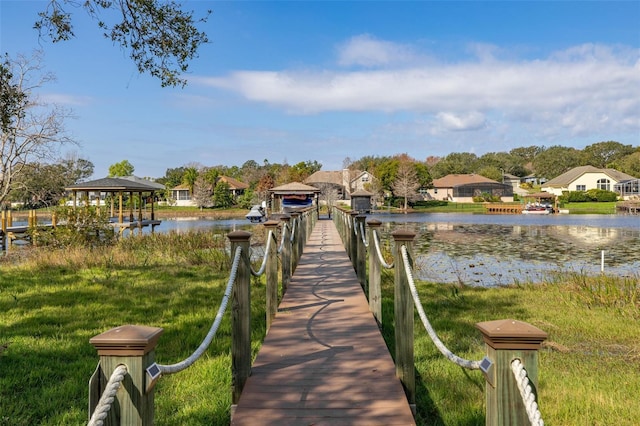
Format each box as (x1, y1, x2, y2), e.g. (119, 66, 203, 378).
(231, 218, 416, 426)
(484, 203, 524, 214)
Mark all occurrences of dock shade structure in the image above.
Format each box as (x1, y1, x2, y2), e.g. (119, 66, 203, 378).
(268, 182, 321, 214)
(65, 176, 165, 224)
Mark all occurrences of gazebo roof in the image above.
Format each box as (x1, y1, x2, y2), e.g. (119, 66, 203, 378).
(268, 182, 321, 194)
(66, 177, 164, 192)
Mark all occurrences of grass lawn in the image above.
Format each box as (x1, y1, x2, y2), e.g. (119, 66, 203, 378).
(1, 231, 638, 425)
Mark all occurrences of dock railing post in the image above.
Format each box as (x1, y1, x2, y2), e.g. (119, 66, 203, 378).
(355, 214, 367, 291)
(392, 230, 417, 413)
(89, 324, 164, 425)
(475, 319, 547, 425)
(228, 231, 252, 406)
(290, 212, 300, 273)
(263, 220, 280, 331)
(280, 215, 291, 294)
(349, 212, 358, 269)
(366, 219, 382, 325)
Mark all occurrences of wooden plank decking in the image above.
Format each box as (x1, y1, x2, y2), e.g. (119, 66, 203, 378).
(231, 218, 416, 426)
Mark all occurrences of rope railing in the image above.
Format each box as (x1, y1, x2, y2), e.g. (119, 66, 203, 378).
(401, 245, 482, 370)
(359, 221, 368, 246)
(289, 218, 297, 242)
(87, 364, 128, 426)
(373, 230, 394, 269)
(277, 223, 288, 254)
(156, 246, 242, 375)
(251, 230, 274, 276)
(512, 359, 545, 426)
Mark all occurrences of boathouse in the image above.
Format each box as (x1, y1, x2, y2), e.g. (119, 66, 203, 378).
(65, 176, 164, 231)
(267, 182, 320, 214)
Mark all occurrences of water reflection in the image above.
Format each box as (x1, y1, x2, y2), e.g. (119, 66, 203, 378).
(372, 213, 639, 286)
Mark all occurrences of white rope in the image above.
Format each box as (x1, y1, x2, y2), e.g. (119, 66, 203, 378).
(157, 246, 242, 375)
(289, 218, 297, 242)
(88, 364, 127, 426)
(401, 245, 481, 370)
(511, 359, 545, 426)
(251, 230, 273, 276)
(373, 230, 394, 269)
(359, 221, 369, 247)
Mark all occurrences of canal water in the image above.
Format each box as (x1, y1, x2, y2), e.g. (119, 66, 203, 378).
(156, 213, 639, 287)
(11, 212, 637, 286)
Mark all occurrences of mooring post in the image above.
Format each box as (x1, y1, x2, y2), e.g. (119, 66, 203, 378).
(355, 214, 367, 291)
(280, 215, 292, 294)
(475, 319, 547, 425)
(392, 230, 417, 414)
(89, 324, 164, 425)
(228, 231, 252, 406)
(263, 220, 280, 331)
(366, 219, 382, 325)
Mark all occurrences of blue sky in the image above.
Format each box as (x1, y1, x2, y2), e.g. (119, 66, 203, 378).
(2, 1, 639, 179)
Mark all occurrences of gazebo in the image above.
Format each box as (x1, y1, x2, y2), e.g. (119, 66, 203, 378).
(65, 177, 165, 232)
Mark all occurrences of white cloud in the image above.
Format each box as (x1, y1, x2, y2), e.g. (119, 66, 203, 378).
(336, 34, 420, 67)
(436, 111, 487, 131)
(196, 42, 640, 141)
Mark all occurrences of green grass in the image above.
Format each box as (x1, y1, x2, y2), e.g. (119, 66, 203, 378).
(561, 201, 618, 214)
(0, 231, 267, 426)
(378, 270, 640, 425)
(1, 232, 638, 425)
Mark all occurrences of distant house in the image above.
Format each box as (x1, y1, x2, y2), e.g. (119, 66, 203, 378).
(503, 173, 530, 197)
(170, 184, 193, 206)
(522, 174, 547, 186)
(541, 166, 635, 197)
(169, 175, 249, 207)
(218, 175, 249, 197)
(305, 169, 375, 200)
(425, 174, 514, 203)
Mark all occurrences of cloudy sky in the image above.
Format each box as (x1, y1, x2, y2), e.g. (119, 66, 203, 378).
(2, 1, 639, 179)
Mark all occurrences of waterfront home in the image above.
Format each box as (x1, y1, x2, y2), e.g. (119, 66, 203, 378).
(541, 166, 635, 197)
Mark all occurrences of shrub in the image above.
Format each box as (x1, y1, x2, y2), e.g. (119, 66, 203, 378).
(586, 189, 619, 202)
(29, 206, 116, 248)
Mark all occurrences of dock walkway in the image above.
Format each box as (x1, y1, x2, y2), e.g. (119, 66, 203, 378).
(231, 218, 415, 425)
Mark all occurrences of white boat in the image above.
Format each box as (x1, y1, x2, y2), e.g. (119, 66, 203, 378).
(522, 204, 552, 215)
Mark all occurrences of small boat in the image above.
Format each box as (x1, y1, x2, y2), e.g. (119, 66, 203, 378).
(282, 194, 312, 212)
(246, 205, 267, 223)
(522, 204, 552, 215)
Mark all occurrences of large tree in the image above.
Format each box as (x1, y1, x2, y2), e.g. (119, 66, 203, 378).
(582, 141, 636, 169)
(391, 160, 421, 210)
(430, 152, 478, 178)
(35, 0, 210, 87)
(532, 146, 583, 179)
(108, 159, 135, 177)
(0, 52, 73, 208)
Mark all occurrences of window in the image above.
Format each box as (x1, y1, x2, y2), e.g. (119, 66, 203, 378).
(576, 185, 586, 191)
(597, 178, 610, 191)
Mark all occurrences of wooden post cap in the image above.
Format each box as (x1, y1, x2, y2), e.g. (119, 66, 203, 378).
(475, 319, 548, 350)
(263, 220, 279, 227)
(391, 230, 416, 241)
(366, 219, 382, 227)
(90, 325, 164, 356)
(227, 231, 252, 242)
